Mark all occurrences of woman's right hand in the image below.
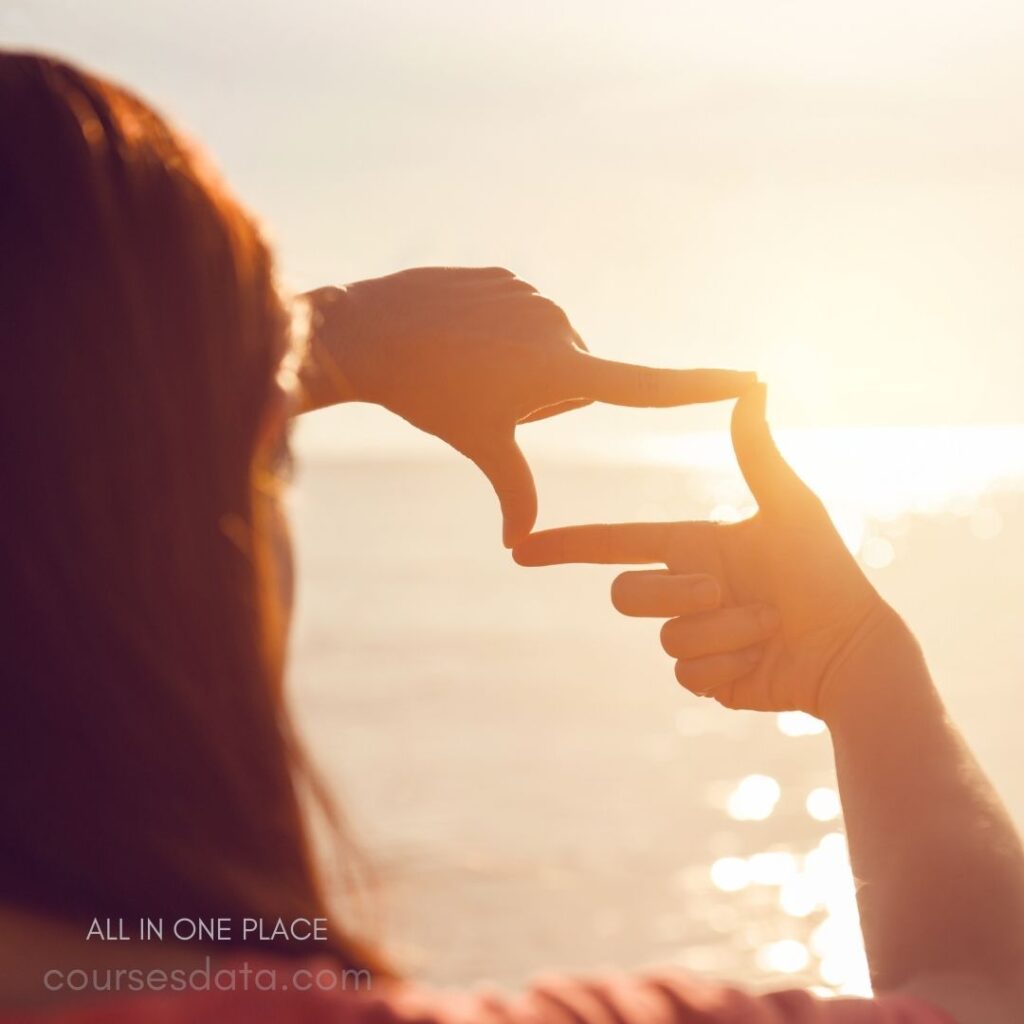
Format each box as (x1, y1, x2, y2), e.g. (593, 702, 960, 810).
(513, 383, 897, 720)
(525, 386, 1024, 1024)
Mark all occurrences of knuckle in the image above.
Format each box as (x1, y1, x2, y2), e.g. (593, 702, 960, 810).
(532, 294, 570, 325)
(689, 574, 720, 610)
(715, 685, 741, 709)
(739, 606, 761, 639)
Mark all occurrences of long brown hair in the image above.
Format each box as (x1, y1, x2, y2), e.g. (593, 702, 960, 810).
(0, 52, 377, 970)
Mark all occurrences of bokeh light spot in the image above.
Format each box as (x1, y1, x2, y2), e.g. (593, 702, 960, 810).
(777, 711, 827, 737)
(806, 787, 842, 822)
(757, 939, 810, 974)
(710, 856, 751, 892)
(726, 774, 781, 821)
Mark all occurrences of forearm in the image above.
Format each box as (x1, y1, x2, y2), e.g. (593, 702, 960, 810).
(825, 607, 1024, 1008)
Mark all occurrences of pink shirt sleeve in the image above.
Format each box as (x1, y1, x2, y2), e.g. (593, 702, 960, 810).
(1, 967, 957, 1024)
(501, 971, 956, 1024)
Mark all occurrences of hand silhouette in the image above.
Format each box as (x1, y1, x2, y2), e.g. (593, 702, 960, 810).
(300, 267, 754, 546)
(513, 384, 889, 718)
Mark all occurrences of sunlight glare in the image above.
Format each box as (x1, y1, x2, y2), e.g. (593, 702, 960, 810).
(640, 425, 1024, 562)
(747, 850, 799, 886)
(970, 506, 1003, 540)
(726, 774, 782, 821)
(805, 787, 842, 822)
(757, 939, 810, 975)
(777, 711, 827, 737)
(710, 856, 751, 893)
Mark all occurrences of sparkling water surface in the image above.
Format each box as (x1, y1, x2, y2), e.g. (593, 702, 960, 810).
(289, 424, 1024, 994)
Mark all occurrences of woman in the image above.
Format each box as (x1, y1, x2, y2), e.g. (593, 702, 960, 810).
(0, 50, 1013, 1023)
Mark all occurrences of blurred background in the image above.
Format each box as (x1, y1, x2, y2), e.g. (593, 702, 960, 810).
(5, 0, 1023, 997)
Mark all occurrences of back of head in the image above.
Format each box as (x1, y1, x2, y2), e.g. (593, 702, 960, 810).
(0, 51, 368, 965)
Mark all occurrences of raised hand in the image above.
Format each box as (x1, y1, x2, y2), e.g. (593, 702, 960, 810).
(299, 267, 754, 547)
(513, 384, 890, 719)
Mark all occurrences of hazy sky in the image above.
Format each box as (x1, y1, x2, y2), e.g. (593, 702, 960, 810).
(5, 1, 1024, 442)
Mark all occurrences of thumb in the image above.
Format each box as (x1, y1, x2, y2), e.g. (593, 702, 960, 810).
(467, 431, 538, 548)
(731, 383, 815, 513)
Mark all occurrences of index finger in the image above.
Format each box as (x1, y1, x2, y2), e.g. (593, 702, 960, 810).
(565, 352, 757, 407)
(512, 522, 675, 566)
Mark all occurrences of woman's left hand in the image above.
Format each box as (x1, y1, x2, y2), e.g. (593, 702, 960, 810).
(299, 267, 753, 546)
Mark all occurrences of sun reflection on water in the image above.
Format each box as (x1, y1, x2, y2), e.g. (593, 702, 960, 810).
(725, 775, 782, 822)
(776, 712, 827, 737)
(757, 938, 810, 975)
(709, 831, 871, 995)
(658, 427, 1024, 992)
(805, 787, 842, 822)
(641, 424, 1024, 561)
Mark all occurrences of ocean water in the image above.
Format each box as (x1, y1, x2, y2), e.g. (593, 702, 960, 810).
(287, 425, 1024, 995)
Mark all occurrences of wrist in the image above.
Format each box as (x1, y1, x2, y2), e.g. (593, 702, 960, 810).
(818, 603, 929, 730)
(296, 286, 359, 413)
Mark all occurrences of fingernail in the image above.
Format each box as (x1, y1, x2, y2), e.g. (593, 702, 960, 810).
(758, 605, 781, 631)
